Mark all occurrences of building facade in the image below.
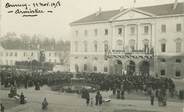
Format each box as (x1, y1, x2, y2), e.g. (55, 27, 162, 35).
(0, 46, 64, 66)
(70, 3, 184, 79)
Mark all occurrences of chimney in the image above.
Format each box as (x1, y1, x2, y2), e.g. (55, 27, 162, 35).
(96, 7, 102, 16)
(120, 6, 124, 11)
(173, 0, 178, 10)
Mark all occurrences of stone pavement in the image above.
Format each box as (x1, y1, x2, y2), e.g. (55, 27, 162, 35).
(0, 86, 183, 112)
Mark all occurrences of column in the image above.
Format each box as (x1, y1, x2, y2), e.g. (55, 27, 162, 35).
(123, 25, 126, 50)
(152, 22, 158, 77)
(110, 24, 114, 51)
(136, 24, 139, 50)
(137, 23, 142, 51)
(124, 24, 129, 51)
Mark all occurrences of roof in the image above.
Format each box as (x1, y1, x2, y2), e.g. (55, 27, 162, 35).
(71, 2, 184, 25)
(71, 10, 121, 24)
(137, 2, 184, 16)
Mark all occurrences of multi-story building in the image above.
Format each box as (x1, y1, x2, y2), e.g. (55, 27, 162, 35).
(0, 45, 64, 66)
(70, 2, 184, 79)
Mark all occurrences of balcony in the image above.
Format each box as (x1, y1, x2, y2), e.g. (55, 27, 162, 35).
(106, 49, 154, 59)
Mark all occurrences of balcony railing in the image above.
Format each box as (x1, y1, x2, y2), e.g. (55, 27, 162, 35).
(105, 49, 154, 59)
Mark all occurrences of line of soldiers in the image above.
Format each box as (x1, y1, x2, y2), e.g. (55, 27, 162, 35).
(0, 70, 176, 106)
(77, 73, 175, 95)
(0, 70, 73, 89)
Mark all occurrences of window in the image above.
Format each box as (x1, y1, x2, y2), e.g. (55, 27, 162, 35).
(118, 28, 122, 35)
(10, 52, 13, 56)
(94, 29, 98, 36)
(94, 66, 97, 72)
(160, 69, 165, 76)
(75, 30, 79, 37)
(0, 52, 3, 56)
(31, 52, 34, 56)
(58, 53, 62, 57)
(175, 71, 181, 77)
(104, 67, 108, 72)
(176, 59, 182, 63)
(84, 64, 87, 71)
(176, 42, 182, 53)
(24, 52, 26, 57)
(104, 41, 108, 52)
(94, 57, 98, 60)
(55, 52, 57, 57)
(6, 52, 8, 56)
(160, 58, 166, 62)
(144, 26, 149, 34)
(94, 41, 98, 52)
(105, 29, 108, 35)
(15, 52, 17, 57)
(6, 60, 8, 65)
(130, 26, 135, 35)
(161, 43, 166, 52)
(49, 52, 51, 56)
(129, 40, 135, 51)
(84, 56, 88, 59)
(84, 41, 88, 52)
(143, 39, 149, 53)
(84, 30, 88, 36)
(10, 60, 13, 65)
(117, 40, 123, 46)
(116, 40, 123, 50)
(49, 59, 51, 62)
(176, 24, 181, 32)
(74, 41, 78, 52)
(161, 24, 166, 33)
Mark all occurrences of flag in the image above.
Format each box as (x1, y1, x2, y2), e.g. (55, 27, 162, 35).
(173, 0, 178, 10)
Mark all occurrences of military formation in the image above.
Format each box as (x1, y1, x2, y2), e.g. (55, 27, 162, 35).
(76, 73, 176, 106)
(0, 69, 181, 112)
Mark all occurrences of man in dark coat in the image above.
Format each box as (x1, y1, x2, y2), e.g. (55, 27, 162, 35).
(20, 92, 25, 104)
(99, 93, 102, 106)
(95, 91, 100, 106)
(117, 89, 120, 99)
(150, 88, 155, 106)
(35, 82, 40, 90)
(42, 97, 48, 110)
(86, 91, 90, 106)
(0, 104, 5, 112)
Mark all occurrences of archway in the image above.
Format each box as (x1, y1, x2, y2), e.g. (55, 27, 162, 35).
(139, 61, 150, 75)
(115, 60, 123, 75)
(126, 60, 135, 75)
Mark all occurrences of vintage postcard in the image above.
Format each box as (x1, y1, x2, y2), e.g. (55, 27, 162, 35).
(0, 0, 184, 112)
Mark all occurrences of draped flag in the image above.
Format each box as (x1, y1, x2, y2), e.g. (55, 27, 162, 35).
(173, 0, 178, 10)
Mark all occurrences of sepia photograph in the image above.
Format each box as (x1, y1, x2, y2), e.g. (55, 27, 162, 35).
(0, 0, 184, 112)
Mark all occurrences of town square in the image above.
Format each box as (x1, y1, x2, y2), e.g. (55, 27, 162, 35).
(0, 0, 184, 112)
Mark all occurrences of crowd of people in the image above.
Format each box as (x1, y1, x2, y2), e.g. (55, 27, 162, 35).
(0, 70, 73, 89)
(76, 73, 176, 106)
(0, 69, 179, 111)
(77, 73, 175, 95)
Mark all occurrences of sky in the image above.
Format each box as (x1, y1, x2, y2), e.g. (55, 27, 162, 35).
(1, 0, 184, 40)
